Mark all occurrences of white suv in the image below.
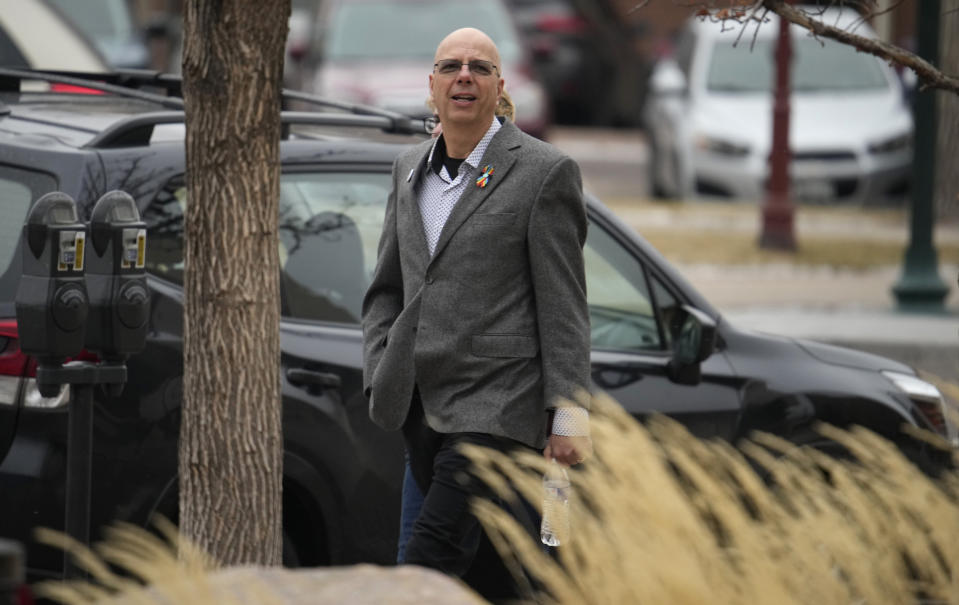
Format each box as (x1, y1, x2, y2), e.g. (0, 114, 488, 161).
(0, 0, 107, 75)
(643, 7, 912, 205)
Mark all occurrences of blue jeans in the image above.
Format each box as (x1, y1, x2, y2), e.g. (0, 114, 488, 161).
(396, 457, 423, 564)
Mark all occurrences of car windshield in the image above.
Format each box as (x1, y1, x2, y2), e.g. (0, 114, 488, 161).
(47, 0, 135, 39)
(326, 0, 521, 62)
(706, 36, 889, 93)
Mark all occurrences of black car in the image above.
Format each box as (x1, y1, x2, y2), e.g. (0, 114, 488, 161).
(0, 69, 954, 581)
(506, 0, 612, 124)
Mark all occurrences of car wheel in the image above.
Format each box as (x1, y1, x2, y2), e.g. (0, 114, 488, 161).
(649, 153, 668, 199)
(648, 137, 676, 200)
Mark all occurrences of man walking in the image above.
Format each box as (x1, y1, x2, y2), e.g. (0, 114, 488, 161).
(362, 27, 591, 597)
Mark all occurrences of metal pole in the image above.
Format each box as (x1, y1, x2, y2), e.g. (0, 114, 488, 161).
(892, 0, 948, 311)
(64, 383, 93, 579)
(759, 6, 797, 250)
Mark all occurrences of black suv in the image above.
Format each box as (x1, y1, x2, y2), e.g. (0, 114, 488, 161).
(0, 69, 954, 581)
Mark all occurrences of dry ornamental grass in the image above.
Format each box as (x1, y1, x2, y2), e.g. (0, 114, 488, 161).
(35, 392, 959, 604)
(464, 392, 959, 605)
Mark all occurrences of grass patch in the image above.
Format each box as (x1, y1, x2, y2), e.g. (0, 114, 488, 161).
(642, 228, 959, 269)
(601, 198, 959, 269)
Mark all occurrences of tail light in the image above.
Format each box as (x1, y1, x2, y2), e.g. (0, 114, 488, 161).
(536, 14, 587, 35)
(49, 83, 105, 95)
(0, 319, 72, 409)
(0, 320, 34, 407)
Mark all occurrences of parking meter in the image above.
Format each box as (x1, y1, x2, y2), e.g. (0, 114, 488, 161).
(85, 191, 149, 362)
(15, 192, 88, 389)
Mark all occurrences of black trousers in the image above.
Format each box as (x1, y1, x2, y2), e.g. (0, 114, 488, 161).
(402, 393, 539, 602)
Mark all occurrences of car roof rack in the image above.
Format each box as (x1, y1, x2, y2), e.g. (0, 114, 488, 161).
(0, 68, 186, 109)
(84, 110, 416, 148)
(0, 68, 425, 138)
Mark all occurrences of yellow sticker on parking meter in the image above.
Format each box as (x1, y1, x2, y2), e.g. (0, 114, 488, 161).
(74, 231, 85, 271)
(121, 228, 141, 269)
(58, 231, 79, 272)
(136, 229, 146, 269)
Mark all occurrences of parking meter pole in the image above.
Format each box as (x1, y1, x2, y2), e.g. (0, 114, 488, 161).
(39, 361, 126, 579)
(759, 4, 797, 251)
(64, 382, 93, 579)
(892, 0, 948, 312)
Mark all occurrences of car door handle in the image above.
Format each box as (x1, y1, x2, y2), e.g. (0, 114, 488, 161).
(286, 368, 342, 390)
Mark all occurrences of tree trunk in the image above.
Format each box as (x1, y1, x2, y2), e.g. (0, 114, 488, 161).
(179, 0, 290, 566)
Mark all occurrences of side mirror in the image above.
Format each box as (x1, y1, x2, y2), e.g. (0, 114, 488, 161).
(649, 59, 687, 97)
(667, 305, 717, 385)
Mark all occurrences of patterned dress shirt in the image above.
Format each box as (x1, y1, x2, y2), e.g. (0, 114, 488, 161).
(416, 117, 588, 437)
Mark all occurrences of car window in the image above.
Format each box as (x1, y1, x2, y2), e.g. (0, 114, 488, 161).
(0, 165, 58, 311)
(650, 274, 681, 349)
(278, 172, 390, 323)
(706, 36, 889, 93)
(584, 223, 664, 352)
(47, 0, 135, 40)
(0, 26, 28, 67)
(141, 170, 392, 325)
(326, 0, 521, 62)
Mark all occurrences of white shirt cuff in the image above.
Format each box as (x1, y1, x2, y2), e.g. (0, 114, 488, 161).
(551, 407, 589, 436)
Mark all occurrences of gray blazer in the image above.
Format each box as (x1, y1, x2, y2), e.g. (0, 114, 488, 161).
(361, 119, 590, 449)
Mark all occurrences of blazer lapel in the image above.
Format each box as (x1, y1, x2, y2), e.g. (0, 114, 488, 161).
(396, 142, 432, 262)
(429, 121, 522, 264)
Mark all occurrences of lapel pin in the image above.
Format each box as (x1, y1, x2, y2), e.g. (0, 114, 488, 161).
(407, 168, 415, 182)
(476, 165, 493, 188)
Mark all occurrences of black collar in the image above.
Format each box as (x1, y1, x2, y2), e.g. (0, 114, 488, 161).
(430, 135, 465, 179)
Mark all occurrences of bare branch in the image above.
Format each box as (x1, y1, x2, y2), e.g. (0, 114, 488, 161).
(626, 0, 651, 14)
(762, 0, 959, 95)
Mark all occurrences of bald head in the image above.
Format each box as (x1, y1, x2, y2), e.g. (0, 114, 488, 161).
(429, 27, 505, 156)
(434, 28, 501, 69)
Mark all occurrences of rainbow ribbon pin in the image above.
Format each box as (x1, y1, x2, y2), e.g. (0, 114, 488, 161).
(476, 165, 494, 188)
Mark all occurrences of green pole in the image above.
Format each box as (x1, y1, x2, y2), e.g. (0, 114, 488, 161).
(892, 0, 949, 312)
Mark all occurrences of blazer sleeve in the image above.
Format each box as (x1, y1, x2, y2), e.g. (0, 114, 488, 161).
(361, 158, 405, 397)
(527, 155, 591, 411)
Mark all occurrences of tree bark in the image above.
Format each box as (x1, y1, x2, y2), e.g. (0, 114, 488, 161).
(937, 7, 958, 217)
(179, 0, 290, 566)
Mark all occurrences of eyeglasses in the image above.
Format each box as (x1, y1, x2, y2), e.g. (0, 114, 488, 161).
(433, 59, 499, 77)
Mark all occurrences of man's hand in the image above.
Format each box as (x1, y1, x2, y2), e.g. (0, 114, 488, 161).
(543, 434, 592, 466)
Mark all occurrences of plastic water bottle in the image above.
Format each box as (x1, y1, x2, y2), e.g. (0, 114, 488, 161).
(540, 458, 571, 547)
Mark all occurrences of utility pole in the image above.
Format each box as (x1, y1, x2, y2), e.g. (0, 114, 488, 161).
(759, 5, 797, 250)
(892, 0, 948, 311)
